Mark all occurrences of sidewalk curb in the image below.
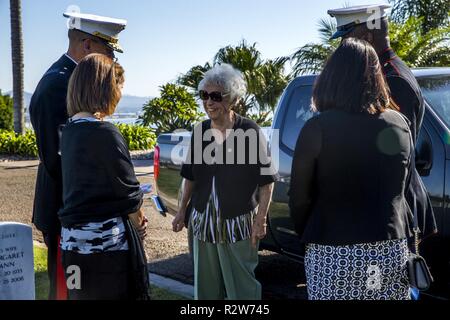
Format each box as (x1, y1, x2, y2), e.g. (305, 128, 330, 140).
(149, 272, 194, 300)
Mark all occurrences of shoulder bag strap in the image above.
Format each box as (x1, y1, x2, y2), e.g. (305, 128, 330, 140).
(394, 111, 420, 254)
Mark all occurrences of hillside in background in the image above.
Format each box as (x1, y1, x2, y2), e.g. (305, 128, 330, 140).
(5, 91, 152, 116)
(115, 94, 152, 114)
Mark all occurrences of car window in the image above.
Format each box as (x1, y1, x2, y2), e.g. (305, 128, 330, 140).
(281, 85, 315, 151)
(418, 76, 450, 129)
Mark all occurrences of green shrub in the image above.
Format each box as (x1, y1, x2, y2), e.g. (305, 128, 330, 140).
(0, 90, 13, 131)
(0, 123, 154, 158)
(115, 123, 156, 151)
(139, 83, 204, 135)
(0, 130, 38, 157)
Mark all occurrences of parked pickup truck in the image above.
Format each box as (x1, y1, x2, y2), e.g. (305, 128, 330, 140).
(153, 68, 450, 298)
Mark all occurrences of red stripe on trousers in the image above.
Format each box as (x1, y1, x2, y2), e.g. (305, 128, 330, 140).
(56, 236, 68, 300)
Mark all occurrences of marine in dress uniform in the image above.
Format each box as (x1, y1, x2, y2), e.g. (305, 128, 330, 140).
(328, 4, 424, 142)
(327, 4, 437, 240)
(29, 11, 126, 300)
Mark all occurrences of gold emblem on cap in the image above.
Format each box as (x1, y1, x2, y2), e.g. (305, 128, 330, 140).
(92, 31, 118, 44)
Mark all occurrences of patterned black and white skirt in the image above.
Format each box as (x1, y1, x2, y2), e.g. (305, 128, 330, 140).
(304, 239, 411, 300)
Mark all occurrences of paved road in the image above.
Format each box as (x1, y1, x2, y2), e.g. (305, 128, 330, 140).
(0, 159, 307, 299)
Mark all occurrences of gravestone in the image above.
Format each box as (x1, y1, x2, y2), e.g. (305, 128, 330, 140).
(0, 222, 35, 300)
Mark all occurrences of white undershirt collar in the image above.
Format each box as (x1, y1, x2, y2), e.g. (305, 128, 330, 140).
(65, 53, 78, 65)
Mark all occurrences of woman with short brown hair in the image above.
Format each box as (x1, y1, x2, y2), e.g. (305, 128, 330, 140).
(58, 53, 149, 300)
(66, 53, 124, 118)
(289, 38, 412, 300)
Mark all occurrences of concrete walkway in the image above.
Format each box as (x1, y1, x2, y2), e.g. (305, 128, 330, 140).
(0, 159, 153, 175)
(150, 272, 194, 299)
(131, 159, 193, 299)
(0, 160, 39, 169)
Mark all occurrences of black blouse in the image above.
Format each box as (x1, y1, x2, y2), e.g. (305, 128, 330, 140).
(58, 121, 143, 227)
(288, 109, 414, 246)
(181, 114, 276, 219)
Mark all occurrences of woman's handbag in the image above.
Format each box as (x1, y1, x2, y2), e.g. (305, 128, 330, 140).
(398, 112, 434, 291)
(408, 253, 433, 291)
(407, 197, 434, 291)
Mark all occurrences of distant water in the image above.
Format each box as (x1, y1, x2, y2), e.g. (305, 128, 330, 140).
(25, 115, 141, 127)
(106, 117, 140, 125)
(25, 114, 158, 130)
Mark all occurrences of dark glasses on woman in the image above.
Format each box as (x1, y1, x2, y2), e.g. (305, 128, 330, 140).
(199, 90, 228, 102)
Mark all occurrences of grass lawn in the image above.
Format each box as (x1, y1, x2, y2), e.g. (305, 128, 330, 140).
(34, 246, 50, 300)
(33, 246, 187, 300)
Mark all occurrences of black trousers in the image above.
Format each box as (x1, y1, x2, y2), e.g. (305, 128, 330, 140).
(43, 232, 60, 300)
(61, 250, 133, 300)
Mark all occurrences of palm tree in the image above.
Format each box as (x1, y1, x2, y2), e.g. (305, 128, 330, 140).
(291, 15, 450, 76)
(214, 41, 263, 73)
(389, 0, 450, 33)
(178, 40, 290, 123)
(290, 18, 339, 77)
(10, 0, 25, 134)
(390, 16, 450, 67)
(177, 63, 212, 93)
(252, 57, 291, 112)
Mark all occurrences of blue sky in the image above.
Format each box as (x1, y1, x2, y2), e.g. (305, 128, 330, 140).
(0, 0, 389, 97)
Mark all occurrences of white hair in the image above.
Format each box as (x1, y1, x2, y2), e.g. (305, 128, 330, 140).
(198, 63, 247, 102)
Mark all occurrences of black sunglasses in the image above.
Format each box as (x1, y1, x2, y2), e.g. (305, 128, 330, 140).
(199, 90, 228, 102)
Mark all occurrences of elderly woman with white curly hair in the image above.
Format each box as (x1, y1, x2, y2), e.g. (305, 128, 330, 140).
(172, 63, 276, 300)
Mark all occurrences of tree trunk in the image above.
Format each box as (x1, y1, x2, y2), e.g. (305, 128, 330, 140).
(10, 0, 25, 134)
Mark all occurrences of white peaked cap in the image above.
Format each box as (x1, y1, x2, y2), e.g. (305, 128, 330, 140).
(327, 4, 391, 39)
(63, 11, 127, 53)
